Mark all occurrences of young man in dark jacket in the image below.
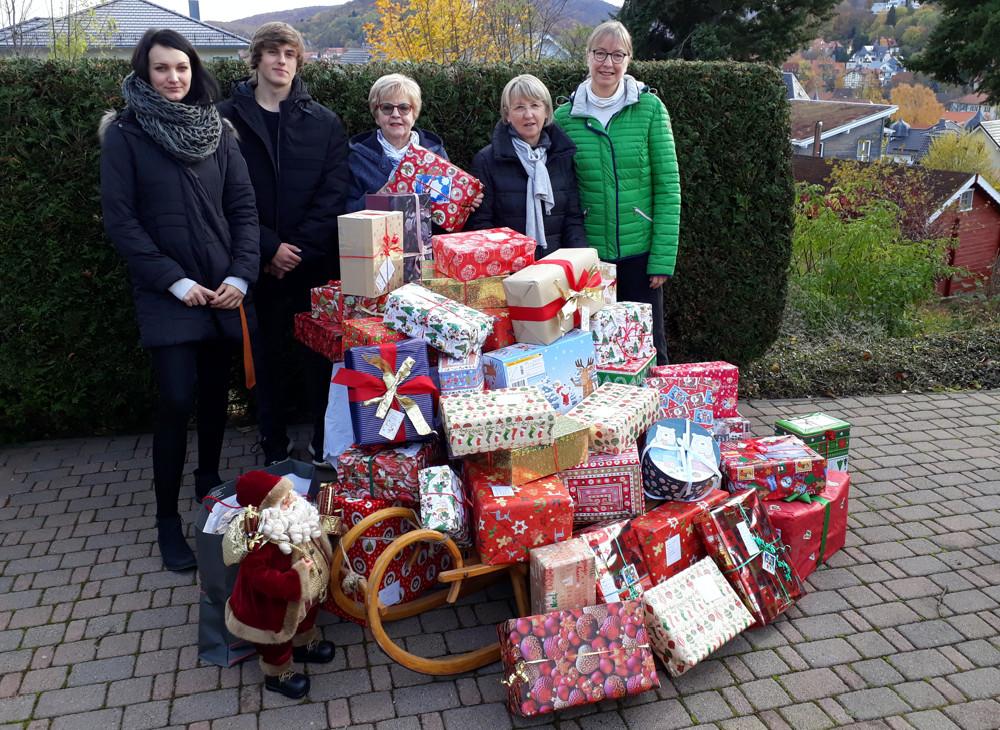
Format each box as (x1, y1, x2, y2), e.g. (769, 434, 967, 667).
(218, 22, 350, 465)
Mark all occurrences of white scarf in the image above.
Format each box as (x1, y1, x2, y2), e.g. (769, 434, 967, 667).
(377, 128, 419, 169)
(510, 127, 554, 250)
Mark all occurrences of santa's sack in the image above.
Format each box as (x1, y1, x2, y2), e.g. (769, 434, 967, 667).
(196, 459, 317, 667)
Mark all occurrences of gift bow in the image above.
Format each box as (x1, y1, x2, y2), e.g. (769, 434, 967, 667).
(508, 258, 603, 330)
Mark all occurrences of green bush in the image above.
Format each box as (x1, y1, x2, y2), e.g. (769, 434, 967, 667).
(0, 58, 792, 442)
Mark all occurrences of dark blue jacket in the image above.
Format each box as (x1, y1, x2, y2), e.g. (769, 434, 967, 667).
(218, 77, 350, 285)
(346, 127, 447, 212)
(100, 109, 259, 348)
(466, 121, 587, 255)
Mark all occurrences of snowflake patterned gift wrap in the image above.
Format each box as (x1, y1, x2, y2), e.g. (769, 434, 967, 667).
(467, 415, 590, 486)
(763, 470, 850, 580)
(466, 462, 573, 565)
(577, 519, 653, 602)
(503, 248, 606, 345)
(695, 489, 806, 626)
(644, 375, 720, 428)
(642, 557, 755, 677)
(558, 446, 644, 525)
(432, 227, 536, 282)
(293, 313, 344, 362)
(337, 210, 405, 297)
(640, 418, 722, 502)
(337, 440, 442, 506)
(418, 465, 471, 546)
(720, 435, 826, 501)
(497, 600, 659, 717)
(529, 537, 597, 614)
(566, 383, 660, 456)
(383, 283, 493, 359)
(630, 489, 729, 585)
(590, 302, 654, 367)
(384, 145, 483, 232)
(440, 386, 556, 457)
(648, 361, 739, 418)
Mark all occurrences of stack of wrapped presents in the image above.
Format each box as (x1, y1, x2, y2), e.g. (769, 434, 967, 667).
(293, 192, 853, 718)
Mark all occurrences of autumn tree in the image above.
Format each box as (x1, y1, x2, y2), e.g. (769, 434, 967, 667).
(890, 83, 944, 127)
(922, 132, 1000, 189)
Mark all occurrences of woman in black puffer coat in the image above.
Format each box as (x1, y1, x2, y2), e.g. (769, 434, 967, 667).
(466, 74, 587, 256)
(100, 29, 259, 572)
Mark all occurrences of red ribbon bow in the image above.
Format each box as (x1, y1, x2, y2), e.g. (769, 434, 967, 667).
(508, 258, 603, 327)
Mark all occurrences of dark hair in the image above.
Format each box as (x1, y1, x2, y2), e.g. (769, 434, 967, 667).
(130, 28, 220, 105)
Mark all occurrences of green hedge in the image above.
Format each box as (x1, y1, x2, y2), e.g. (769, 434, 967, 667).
(0, 59, 792, 442)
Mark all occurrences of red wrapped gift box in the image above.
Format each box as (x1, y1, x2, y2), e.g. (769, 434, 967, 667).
(337, 440, 443, 507)
(721, 435, 826, 501)
(324, 494, 454, 625)
(644, 375, 720, 428)
(559, 447, 644, 525)
(630, 489, 730, 585)
(764, 470, 850, 580)
(648, 361, 739, 418)
(432, 228, 536, 282)
(696, 489, 806, 626)
(577, 519, 653, 602)
(467, 463, 573, 565)
(343, 316, 408, 351)
(293, 312, 343, 362)
(482, 307, 515, 353)
(497, 600, 660, 717)
(385, 146, 483, 232)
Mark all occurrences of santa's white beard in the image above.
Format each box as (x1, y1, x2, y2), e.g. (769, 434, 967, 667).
(259, 496, 323, 555)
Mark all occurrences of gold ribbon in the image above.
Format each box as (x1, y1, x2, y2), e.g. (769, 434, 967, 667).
(554, 278, 599, 333)
(361, 354, 432, 436)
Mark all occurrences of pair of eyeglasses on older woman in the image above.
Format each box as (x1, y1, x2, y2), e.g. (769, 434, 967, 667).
(378, 103, 412, 116)
(590, 49, 628, 64)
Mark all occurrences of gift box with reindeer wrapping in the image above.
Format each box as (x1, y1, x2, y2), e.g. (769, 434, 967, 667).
(597, 354, 655, 386)
(764, 470, 850, 581)
(643, 557, 755, 678)
(590, 301, 654, 367)
(337, 440, 442, 506)
(365, 192, 433, 283)
(384, 146, 483, 232)
(432, 227, 536, 282)
(332, 339, 438, 446)
(482, 329, 599, 414)
(644, 375, 720, 428)
(383, 283, 494, 359)
(630, 489, 730, 585)
(466, 462, 573, 565)
(418, 465, 471, 546)
(577, 519, 653, 602)
(696, 488, 806, 626)
(529, 537, 597, 614)
(720, 435, 826, 501)
(559, 446, 644, 525)
(648, 361, 740, 418)
(567, 383, 660, 456)
(503, 248, 606, 346)
(293, 312, 344, 362)
(497, 600, 660, 717)
(440, 386, 556, 457)
(467, 415, 590, 487)
(338, 210, 405, 297)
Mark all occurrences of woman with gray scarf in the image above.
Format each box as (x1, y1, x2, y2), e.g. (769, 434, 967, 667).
(100, 29, 260, 572)
(466, 75, 587, 255)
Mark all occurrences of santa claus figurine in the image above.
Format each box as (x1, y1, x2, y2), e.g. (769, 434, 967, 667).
(225, 470, 335, 698)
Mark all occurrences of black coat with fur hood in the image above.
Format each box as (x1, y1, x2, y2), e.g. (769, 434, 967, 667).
(100, 108, 260, 348)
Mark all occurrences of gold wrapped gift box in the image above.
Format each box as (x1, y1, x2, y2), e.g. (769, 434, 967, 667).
(466, 416, 589, 486)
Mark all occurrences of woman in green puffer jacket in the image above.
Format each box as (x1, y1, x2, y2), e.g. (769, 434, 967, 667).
(554, 20, 681, 365)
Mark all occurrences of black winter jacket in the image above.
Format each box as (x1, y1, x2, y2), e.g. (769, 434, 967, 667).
(100, 109, 260, 349)
(218, 77, 350, 285)
(465, 122, 587, 254)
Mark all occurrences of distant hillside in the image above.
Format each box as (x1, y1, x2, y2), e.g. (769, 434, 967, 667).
(207, 5, 345, 39)
(563, 0, 618, 27)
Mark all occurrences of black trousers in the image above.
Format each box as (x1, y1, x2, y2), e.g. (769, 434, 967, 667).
(253, 281, 332, 454)
(615, 253, 669, 365)
(149, 339, 236, 519)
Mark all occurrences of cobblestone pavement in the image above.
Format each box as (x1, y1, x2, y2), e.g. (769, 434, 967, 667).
(1, 390, 999, 730)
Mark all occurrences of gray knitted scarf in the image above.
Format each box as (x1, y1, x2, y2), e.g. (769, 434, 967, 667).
(121, 72, 221, 164)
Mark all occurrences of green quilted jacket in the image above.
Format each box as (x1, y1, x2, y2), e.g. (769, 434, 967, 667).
(554, 77, 681, 275)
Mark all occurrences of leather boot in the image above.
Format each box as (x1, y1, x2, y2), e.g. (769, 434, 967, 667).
(264, 671, 310, 699)
(292, 639, 336, 664)
(156, 516, 197, 572)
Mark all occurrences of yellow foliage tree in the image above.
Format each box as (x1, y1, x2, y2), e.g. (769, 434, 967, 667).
(922, 131, 1000, 188)
(890, 83, 945, 128)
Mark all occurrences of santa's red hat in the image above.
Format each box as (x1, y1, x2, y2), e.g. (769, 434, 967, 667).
(235, 470, 293, 510)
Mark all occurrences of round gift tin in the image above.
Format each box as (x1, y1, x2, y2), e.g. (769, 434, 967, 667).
(641, 418, 721, 502)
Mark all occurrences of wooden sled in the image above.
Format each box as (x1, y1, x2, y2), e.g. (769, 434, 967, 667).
(328, 506, 529, 675)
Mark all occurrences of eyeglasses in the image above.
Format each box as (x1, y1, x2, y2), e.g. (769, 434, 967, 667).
(591, 49, 628, 65)
(378, 103, 412, 116)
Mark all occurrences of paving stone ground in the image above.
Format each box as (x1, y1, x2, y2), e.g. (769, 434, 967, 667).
(1, 390, 999, 729)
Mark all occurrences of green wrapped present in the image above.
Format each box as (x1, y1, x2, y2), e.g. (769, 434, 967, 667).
(597, 354, 655, 385)
(774, 413, 850, 472)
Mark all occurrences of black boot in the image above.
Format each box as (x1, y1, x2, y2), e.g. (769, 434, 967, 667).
(292, 639, 336, 664)
(194, 470, 223, 503)
(254, 436, 290, 466)
(156, 516, 197, 572)
(264, 671, 310, 699)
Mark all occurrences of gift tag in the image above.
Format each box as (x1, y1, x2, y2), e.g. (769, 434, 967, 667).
(375, 258, 397, 294)
(378, 579, 403, 606)
(378, 409, 405, 440)
(736, 520, 760, 557)
(599, 572, 619, 599)
(664, 533, 682, 566)
(579, 305, 591, 332)
(693, 573, 724, 603)
(490, 485, 515, 497)
(620, 562, 641, 587)
(762, 551, 777, 575)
